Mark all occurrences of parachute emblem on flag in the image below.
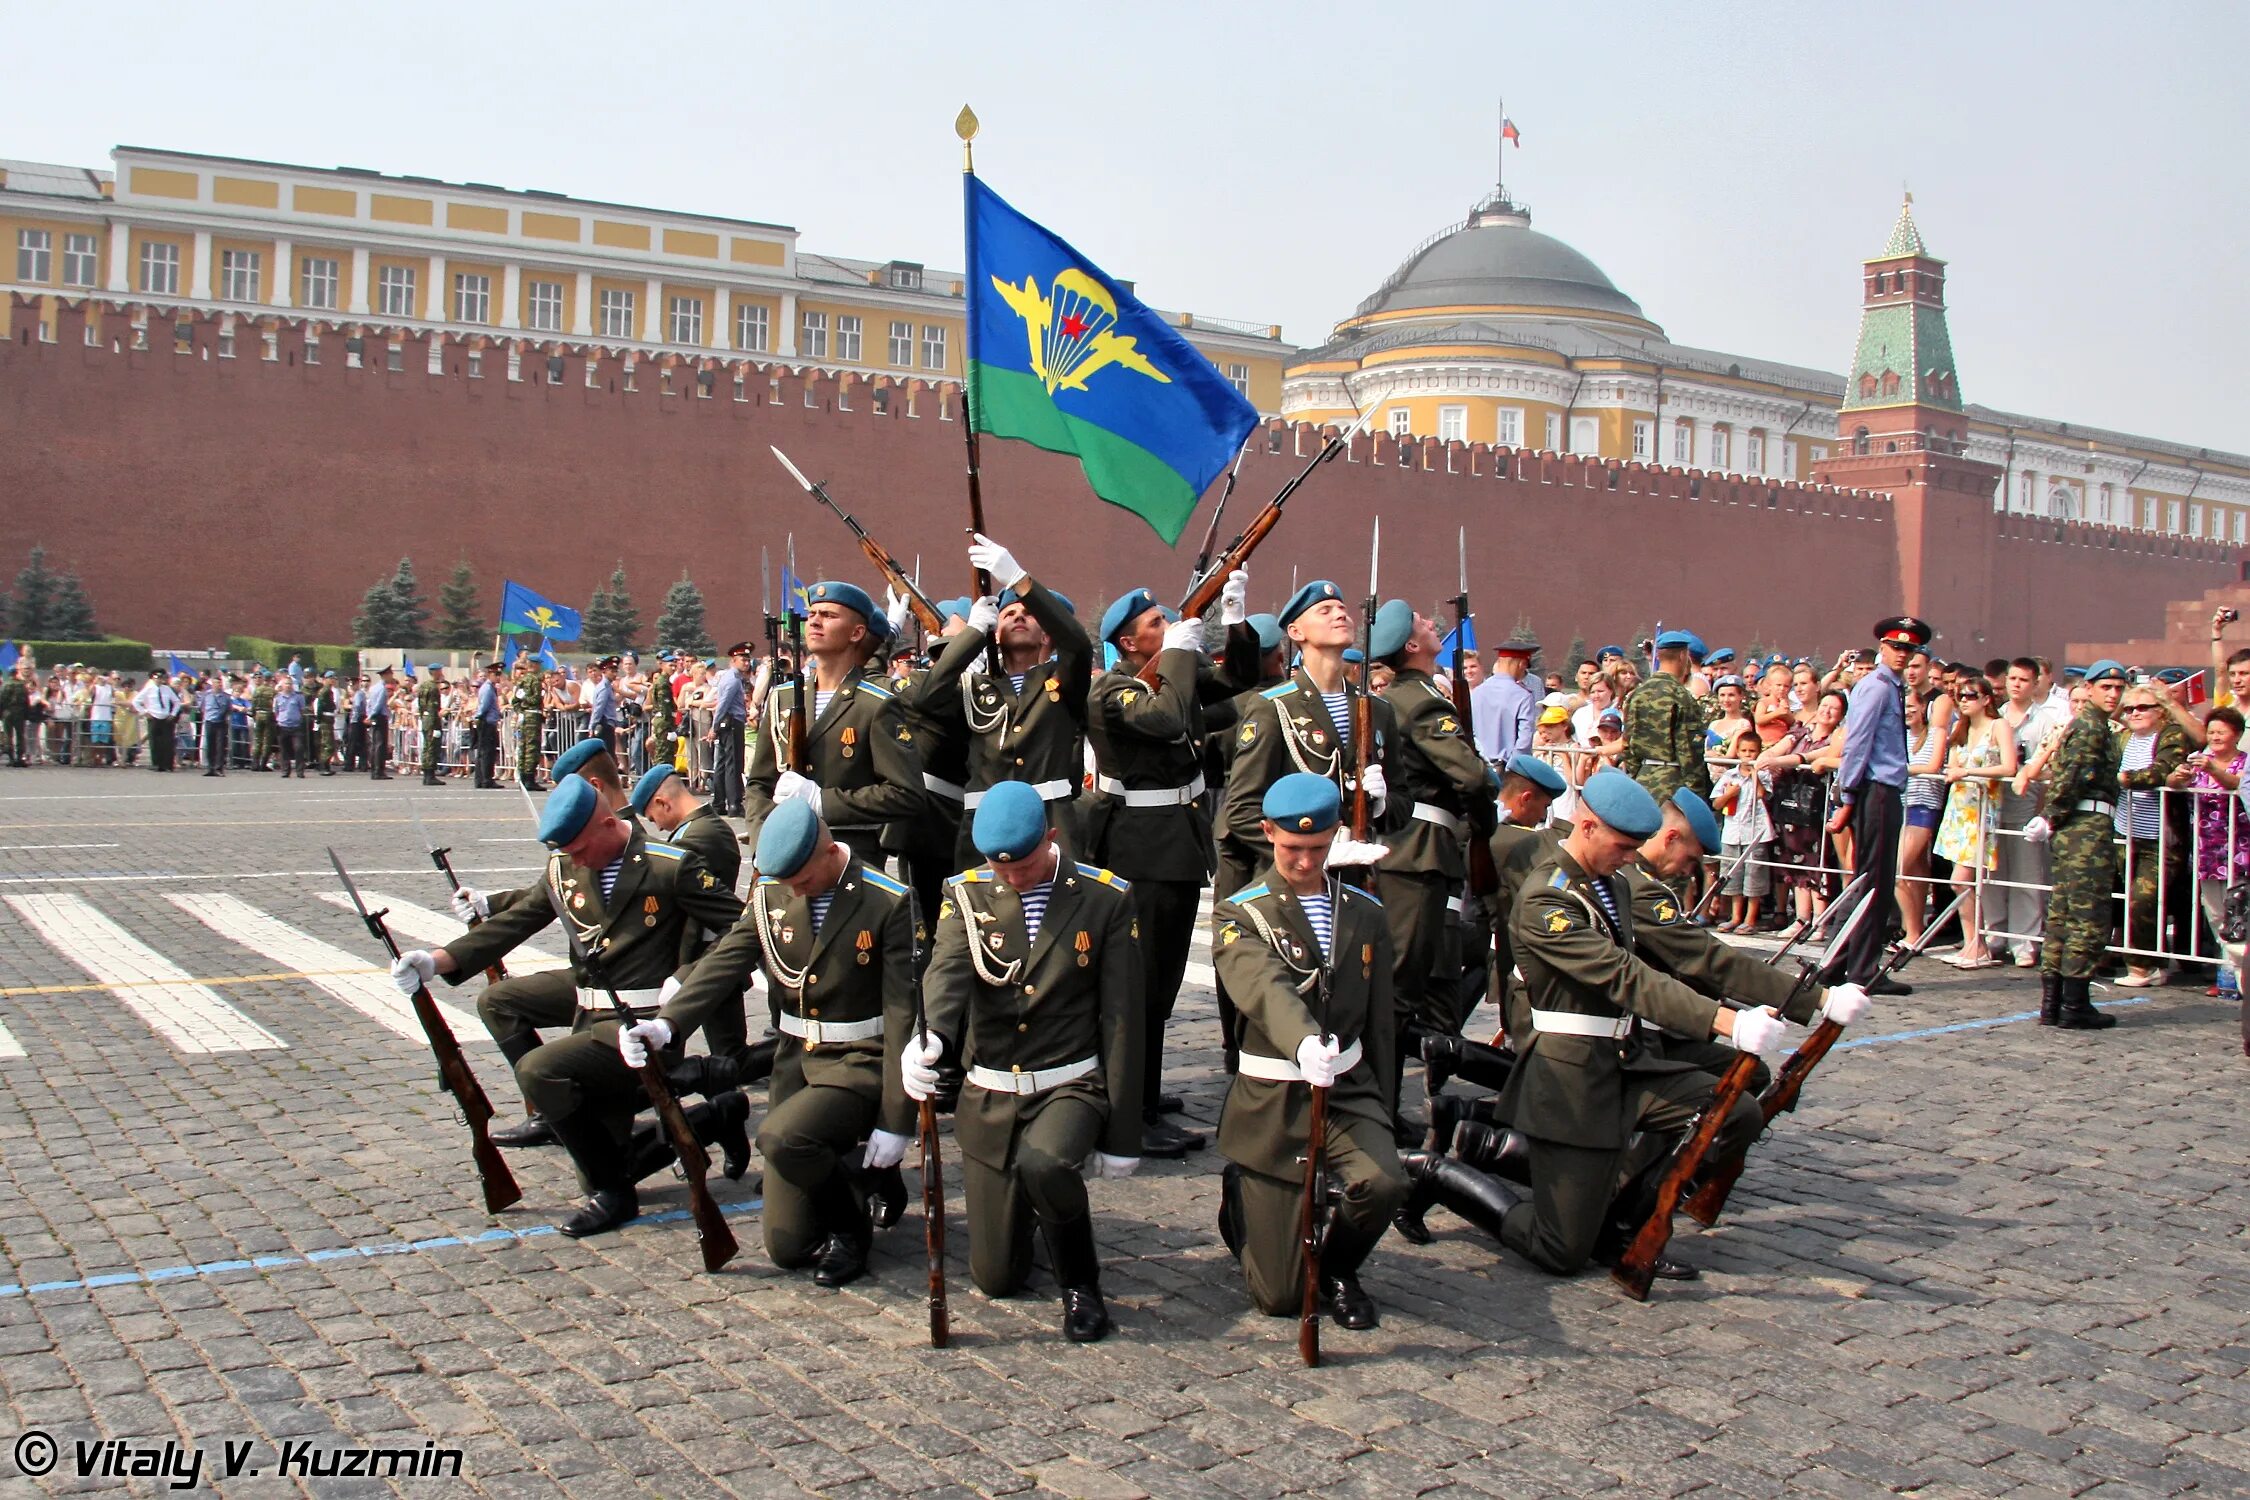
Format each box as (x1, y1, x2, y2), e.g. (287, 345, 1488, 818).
(991, 268, 1171, 396)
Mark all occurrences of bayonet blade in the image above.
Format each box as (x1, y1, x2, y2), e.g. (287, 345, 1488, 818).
(760, 546, 772, 618)
(327, 848, 371, 919)
(1457, 526, 1469, 597)
(1369, 517, 1381, 599)
(770, 445, 816, 493)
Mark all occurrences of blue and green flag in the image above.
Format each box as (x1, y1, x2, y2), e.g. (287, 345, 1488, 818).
(965, 175, 1258, 544)
(499, 580, 582, 642)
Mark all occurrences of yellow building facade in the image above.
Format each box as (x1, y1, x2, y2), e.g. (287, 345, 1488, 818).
(1, 146, 1289, 413)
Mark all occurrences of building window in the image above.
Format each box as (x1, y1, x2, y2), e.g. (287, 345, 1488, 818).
(1782, 440, 1797, 480)
(1540, 413, 1560, 452)
(527, 279, 563, 332)
(60, 232, 97, 288)
(16, 228, 51, 283)
(454, 273, 491, 325)
(801, 309, 827, 358)
(922, 324, 947, 370)
(2235, 510, 2246, 544)
(1631, 420, 1651, 459)
(736, 302, 769, 352)
(668, 294, 704, 345)
(2097, 483, 2114, 524)
(1495, 407, 1524, 447)
(300, 256, 339, 310)
(1745, 430, 1764, 473)
(219, 249, 261, 303)
(377, 264, 418, 318)
(1436, 406, 1467, 443)
(2016, 471, 2034, 513)
(1569, 417, 1599, 455)
(885, 262, 923, 291)
(888, 320, 914, 366)
(1227, 363, 1251, 398)
(2168, 499, 2184, 534)
(835, 314, 861, 362)
(138, 240, 180, 296)
(2190, 502, 2205, 536)
(1388, 407, 1413, 438)
(598, 287, 635, 339)
(2050, 485, 2077, 521)
(1672, 420, 1692, 463)
(1709, 427, 1729, 470)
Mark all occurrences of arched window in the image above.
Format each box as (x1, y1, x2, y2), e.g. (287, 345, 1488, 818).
(2049, 485, 2077, 521)
(1852, 426, 1870, 455)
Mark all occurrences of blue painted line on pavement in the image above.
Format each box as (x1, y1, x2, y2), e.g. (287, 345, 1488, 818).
(1834, 995, 2153, 1050)
(0, 1196, 763, 1302)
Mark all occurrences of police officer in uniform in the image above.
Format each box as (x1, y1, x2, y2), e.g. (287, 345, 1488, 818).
(417, 663, 450, 786)
(1212, 774, 1408, 1329)
(2041, 660, 2128, 1030)
(669, 800, 918, 1284)
(902, 782, 1143, 1343)
(473, 662, 505, 788)
(389, 776, 748, 1236)
(512, 657, 546, 790)
(365, 666, 396, 780)
(744, 581, 924, 866)
(1622, 631, 1712, 804)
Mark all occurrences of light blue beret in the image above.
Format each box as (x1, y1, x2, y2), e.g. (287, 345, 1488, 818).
(627, 763, 676, 815)
(1505, 752, 1568, 796)
(1280, 580, 1343, 629)
(1100, 588, 1159, 644)
(552, 738, 609, 780)
(1370, 599, 1414, 660)
(1341, 648, 1365, 665)
(1581, 770, 1663, 838)
(971, 781, 1049, 863)
(538, 775, 600, 848)
(1246, 613, 1283, 652)
(806, 580, 874, 619)
(756, 798, 822, 879)
(1671, 788, 1723, 855)
(1596, 643, 1626, 661)
(1262, 771, 1341, 834)
(2082, 659, 2128, 683)
(1655, 630, 1698, 651)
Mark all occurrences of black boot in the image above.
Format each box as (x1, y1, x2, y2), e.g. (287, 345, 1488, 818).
(1398, 1150, 1523, 1242)
(1141, 1112, 1208, 1158)
(2039, 973, 2064, 1026)
(2058, 977, 2117, 1030)
(812, 1178, 875, 1288)
(1422, 1030, 1517, 1093)
(1217, 1162, 1248, 1260)
(1321, 1269, 1378, 1330)
(1045, 1219, 1111, 1343)
(489, 1034, 555, 1147)
(861, 1163, 907, 1229)
(549, 1114, 639, 1238)
(736, 1034, 780, 1086)
(1455, 1120, 1532, 1184)
(628, 1093, 752, 1183)
(664, 1052, 745, 1098)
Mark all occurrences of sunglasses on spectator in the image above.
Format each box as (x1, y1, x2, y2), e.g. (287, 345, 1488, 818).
(2123, 702, 2161, 713)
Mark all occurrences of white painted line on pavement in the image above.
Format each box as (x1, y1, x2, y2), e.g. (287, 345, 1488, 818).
(0, 791, 400, 803)
(0, 864, 531, 888)
(0, 844, 123, 851)
(166, 893, 480, 1044)
(0, 1018, 24, 1059)
(311, 890, 568, 972)
(3, 894, 287, 1054)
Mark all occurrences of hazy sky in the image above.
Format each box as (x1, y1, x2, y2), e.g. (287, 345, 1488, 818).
(11, 1, 2248, 451)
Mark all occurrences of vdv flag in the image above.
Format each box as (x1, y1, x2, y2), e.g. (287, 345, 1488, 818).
(1439, 614, 1478, 660)
(779, 566, 811, 620)
(965, 175, 1259, 544)
(502, 636, 519, 670)
(499, 580, 583, 642)
(0, 642, 17, 672)
(537, 640, 559, 671)
(166, 653, 188, 675)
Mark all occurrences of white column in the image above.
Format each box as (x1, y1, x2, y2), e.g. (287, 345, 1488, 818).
(271, 238, 292, 308)
(428, 254, 447, 322)
(105, 221, 130, 293)
(571, 271, 592, 336)
(499, 263, 520, 330)
(713, 286, 731, 350)
(189, 231, 212, 300)
(644, 277, 663, 343)
(348, 247, 370, 314)
(778, 291, 798, 356)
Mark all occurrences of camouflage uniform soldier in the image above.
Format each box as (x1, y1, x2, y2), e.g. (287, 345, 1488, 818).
(417, 664, 449, 786)
(2040, 660, 2126, 1030)
(647, 655, 678, 770)
(512, 660, 545, 789)
(312, 672, 339, 775)
(1620, 633, 1711, 802)
(250, 673, 276, 770)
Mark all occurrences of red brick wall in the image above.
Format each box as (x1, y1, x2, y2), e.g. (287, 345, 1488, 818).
(0, 297, 2236, 662)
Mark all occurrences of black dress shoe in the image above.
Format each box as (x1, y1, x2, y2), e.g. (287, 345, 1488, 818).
(862, 1163, 907, 1229)
(1321, 1272, 1378, 1330)
(1393, 1153, 1437, 1245)
(1154, 1093, 1184, 1115)
(1867, 975, 1914, 997)
(1649, 1254, 1700, 1281)
(711, 1094, 752, 1182)
(489, 1115, 556, 1148)
(560, 1187, 639, 1238)
(812, 1232, 870, 1288)
(1061, 1286, 1111, 1343)
(1140, 1113, 1207, 1158)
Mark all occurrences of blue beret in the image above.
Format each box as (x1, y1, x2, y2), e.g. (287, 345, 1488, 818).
(1671, 788, 1723, 855)
(1049, 589, 1075, 617)
(1100, 588, 1160, 644)
(2082, 659, 2128, 683)
(806, 580, 874, 619)
(552, 738, 610, 780)
(1279, 579, 1344, 629)
(1341, 648, 1365, 664)
(1713, 673, 1745, 690)
(1505, 752, 1567, 796)
(1686, 633, 1708, 663)
(971, 781, 1050, 862)
(1654, 630, 1697, 650)
(1246, 613, 1283, 652)
(627, 763, 676, 815)
(538, 775, 601, 848)
(937, 597, 968, 622)
(756, 797, 823, 879)
(1581, 770, 1663, 838)
(1261, 771, 1341, 834)
(1707, 647, 1735, 665)
(867, 609, 896, 645)
(1370, 599, 1414, 660)
(1596, 644, 1626, 661)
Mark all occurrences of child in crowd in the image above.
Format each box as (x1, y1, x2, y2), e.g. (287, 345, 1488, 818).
(1711, 726, 1774, 934)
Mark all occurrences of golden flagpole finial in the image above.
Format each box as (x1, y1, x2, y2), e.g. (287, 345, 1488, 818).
(956, 105, 980, 173)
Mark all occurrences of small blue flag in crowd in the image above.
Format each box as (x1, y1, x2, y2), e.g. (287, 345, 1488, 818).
(167, 653, 188, 675)
(779, 565, 812, 620)
(499, 580, 583, 642)
(0, 641, 17, 672)
(502, 636, 519, 669)
(400, 653, 416, 679)
(537, 640, 559, 670)
(1439, 614, 1478, 660)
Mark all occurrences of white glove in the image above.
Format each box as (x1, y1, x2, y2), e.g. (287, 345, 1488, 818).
(2022, 815, 2052, 845)
(967, 533, 1027, 592)
(1295, 1034, 1343, 1088)
(774, 770, 822, 816)
(657, 975, 682, 1008)
(389, 950, 437, 996)
(449, 887, 489, 922)
(1727, 1006, 1788, 1060)
(1092, 1153, 1139, 1180)
(900, 1031, 945, 1102)
(1325, 831, 1390, 868)
(618, 1017, 674, 1069)
(1818, 982, 1873, 1028)
(1220, 569, 1250, 626)
(1162, 618, 1204, 654)
(863, 1129, 913, 1170)
(883, 587, 911, 635)
(966, 595, 1000, 636)
(1359, 764, 1388, 816)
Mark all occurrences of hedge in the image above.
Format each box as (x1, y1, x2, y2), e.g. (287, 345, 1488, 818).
(13, 638, 155, 673)
(226, 637, 360, 676)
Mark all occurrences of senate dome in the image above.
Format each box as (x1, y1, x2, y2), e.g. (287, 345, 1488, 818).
(1343, 197, 1655, 332)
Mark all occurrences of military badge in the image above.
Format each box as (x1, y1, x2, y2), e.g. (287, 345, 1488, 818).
(1120, 689, 1138, 706)
(897, 725, 913, 742)
(1219, 922, 1240, 946)
(1074, 930, 1091, 967)
(699, 871, 718, 890)
(840, 726, 857, 759)
(1239, 721, 1257, 747)
(571, 893, 586, 909)
(937, 901, 954, 920)
(779, 924, 797, 945)
(1438, 716, 1458, 734)
(1045, 676, 1061, 701)
(643, 896, 660, 913)
(1362, 942, 1374, 978)
(856, 929, 874, 964)
(1654, 900, 1677, 924)
(1546, 910, 1571, 934)
(988, 931, 1006, 951)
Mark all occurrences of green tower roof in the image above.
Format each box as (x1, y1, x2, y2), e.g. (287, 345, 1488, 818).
(1842, 198, 1962, 414)
(1878, 197, 1929, 259)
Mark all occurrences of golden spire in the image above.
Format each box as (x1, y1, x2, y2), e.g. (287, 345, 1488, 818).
(956, 105, 980, 173)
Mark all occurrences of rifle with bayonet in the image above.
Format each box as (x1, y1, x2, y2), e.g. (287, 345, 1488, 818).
(784, 535, 810, 775)
(327, 848, 522, 1214)
(410, 801, 507, 983)
(1450, 527, 1498, 899)
(911, 923, 950, 1347)
(1186, 444, 1250, 594)
(772, 446, 947, 634)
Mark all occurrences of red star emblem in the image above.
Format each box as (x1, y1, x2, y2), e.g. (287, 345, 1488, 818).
(1060, 312, 1090, 338)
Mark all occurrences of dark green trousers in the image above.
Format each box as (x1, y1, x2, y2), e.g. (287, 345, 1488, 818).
(474, 971, 578, 1047)
(1234, 1115, 1406, 1316)
(757, 1057, 880, 1268)
(958, 1094, 1104, 1297)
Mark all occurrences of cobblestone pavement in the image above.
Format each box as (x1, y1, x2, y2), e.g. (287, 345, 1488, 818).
(1, 768, 2246, 1498)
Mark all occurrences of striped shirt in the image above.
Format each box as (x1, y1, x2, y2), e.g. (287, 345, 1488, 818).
(2116, 734, 2163, 840)
(1018, 880, 1054, 942)
(1299, 892, 1334, 960)
(814, 689, 837, 720)
(1323, 691, 1353, 754)
(1007, 672, 1029, 695)
(598, 854, 626, 903)
(809, 889, 836, 930)
(1589, 877, 1623, 936)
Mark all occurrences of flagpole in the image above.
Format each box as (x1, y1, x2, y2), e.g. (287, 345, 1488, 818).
(958, 105, 1000, 673)
(1496, 95, 1504, 200)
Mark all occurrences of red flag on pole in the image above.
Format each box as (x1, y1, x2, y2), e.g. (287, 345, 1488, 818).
(1501, 118, 1521, 146)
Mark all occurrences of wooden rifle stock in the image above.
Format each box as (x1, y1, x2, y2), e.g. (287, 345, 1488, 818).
(1611, 1050, 1760, 1300)
(603, 982, 738, 1273)
(920, 1096, 950, 1347)
(1297, 1084, 1328, 1368)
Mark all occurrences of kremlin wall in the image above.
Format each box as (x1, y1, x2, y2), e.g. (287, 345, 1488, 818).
(3, 294, 2240, 662)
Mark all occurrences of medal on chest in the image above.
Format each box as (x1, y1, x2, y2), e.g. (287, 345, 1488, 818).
(1362, 942, 1374, 979)
(643, 895, 661, 928)
(1046, 676, 1062, 704)
(1074, 930, 1091, 968)
(855, 929, 873, 965)
(840, 725, 857, 760)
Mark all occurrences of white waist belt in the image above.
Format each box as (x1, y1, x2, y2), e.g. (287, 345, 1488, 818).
(1096, 773, 1207, 807)
(967, 1055, 1099, 1095)
(779, 1013, 884, 1045)
(2073, 799, 2116, 816)
(963, 778, 1072, 809)
(1236, 1039, 1365, 1083)
(923, 772, 966, 802)
(578, 986, 666, 1014)
(1446, 894, 1466, 916)
(1530, 1008, 1632, 1040)
(1411, 802, 1465, 835)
